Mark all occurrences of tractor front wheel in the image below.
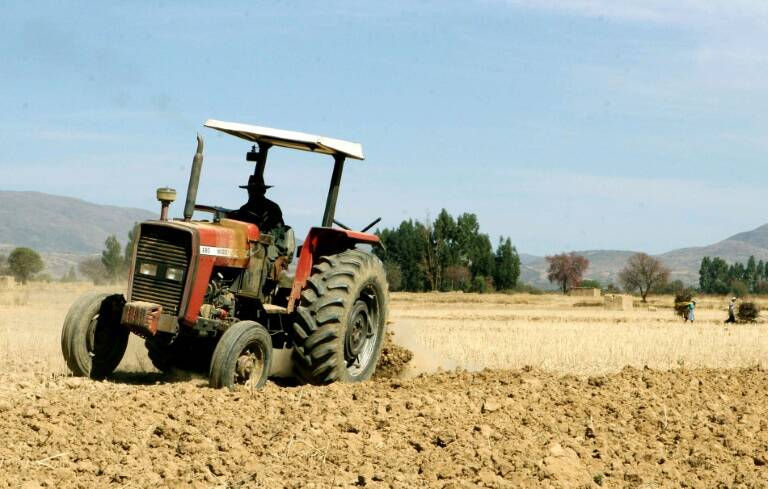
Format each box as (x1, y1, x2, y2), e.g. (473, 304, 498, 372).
(292, 249, 389, 384)
(209, 321, 272, 389)
(60, 292, 129, 379)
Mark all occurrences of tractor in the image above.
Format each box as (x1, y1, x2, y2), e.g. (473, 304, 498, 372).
(61, 120, 389, 388)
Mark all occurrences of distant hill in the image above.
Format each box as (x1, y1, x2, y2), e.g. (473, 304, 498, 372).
(0, 191, 155, 253)
(520, 223, 768, 289)
(3, 190, 768, 285)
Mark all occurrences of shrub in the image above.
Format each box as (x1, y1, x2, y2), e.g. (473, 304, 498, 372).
(730, 280, 749, 298)
(580, 279, 602, 290)
(673, 289, 695, 319)
(737, 301, 760, 322)
(511, 283, 545, 295)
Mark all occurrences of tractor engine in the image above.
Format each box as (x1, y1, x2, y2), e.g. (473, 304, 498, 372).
(195, 273, 237, 336)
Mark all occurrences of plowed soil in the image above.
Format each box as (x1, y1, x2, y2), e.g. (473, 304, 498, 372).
(2, 366, 767, 488)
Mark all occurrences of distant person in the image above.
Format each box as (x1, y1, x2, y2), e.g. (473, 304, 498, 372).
(685, 300, 696, 323)
(232, 175, 284, 233)
(725, 297, 737, 324)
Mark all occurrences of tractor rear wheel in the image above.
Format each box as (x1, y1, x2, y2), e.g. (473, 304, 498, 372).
(292, 249, 389, 385)
(209, 321, 272, 389)
(60, 292, 129, 379)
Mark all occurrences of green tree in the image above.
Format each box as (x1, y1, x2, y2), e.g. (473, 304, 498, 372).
(7, 247, 44, 284)
(124, 224, 139, 275)
(101, 235, 124, 283)
(579, 279, 602, 289)
(426, 210, 459, 290)
(746, 256, 757, 289)
(0, 254, 7, 275)
(375, 220, 427, 291)
(699, 256, 729, 294)
(493, 237, 520, 290)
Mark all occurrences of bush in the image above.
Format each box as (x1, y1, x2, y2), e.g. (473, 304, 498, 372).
(730, 280, 749, 298)
(470, 275, 494, 293)
(737, 301, 760, 322)
(580, 279, 602, 290)
(510, 283, 545, 295)
(658, 279, 685, 294)
(674, 289, 695, 319)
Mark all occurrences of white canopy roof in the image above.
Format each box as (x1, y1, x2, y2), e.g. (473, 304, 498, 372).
(204, 119, 365, 160)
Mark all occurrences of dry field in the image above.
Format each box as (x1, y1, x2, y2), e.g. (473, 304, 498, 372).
(390, 292, 768, 375)
(1, 284, 767, 488)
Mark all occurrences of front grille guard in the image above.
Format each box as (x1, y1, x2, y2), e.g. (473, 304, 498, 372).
(127, 223, 195, 319)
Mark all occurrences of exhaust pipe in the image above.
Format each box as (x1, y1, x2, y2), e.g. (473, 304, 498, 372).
(183, 134, 204, 222)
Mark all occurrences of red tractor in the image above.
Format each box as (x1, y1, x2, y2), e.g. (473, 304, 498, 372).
(61, 120, 389, 388)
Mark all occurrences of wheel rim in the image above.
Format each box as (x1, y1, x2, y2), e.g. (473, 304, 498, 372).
(234, 343, 265, 388)
(345, 284, 382, 377)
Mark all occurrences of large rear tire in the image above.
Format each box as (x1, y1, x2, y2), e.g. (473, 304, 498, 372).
(292, 249, 388, 385)
(209, 321, 272, 389)
(60, 292, 129, 379)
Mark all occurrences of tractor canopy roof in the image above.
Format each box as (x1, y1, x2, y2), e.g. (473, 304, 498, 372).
(204, 119, 365, 161)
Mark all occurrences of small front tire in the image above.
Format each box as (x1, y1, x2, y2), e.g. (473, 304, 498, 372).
(60, 292, 129, 379)
(209, 321, 272, 389)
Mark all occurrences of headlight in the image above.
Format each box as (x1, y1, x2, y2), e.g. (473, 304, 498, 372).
(165, 267, 184, 281)
(139, 263, 157, 276)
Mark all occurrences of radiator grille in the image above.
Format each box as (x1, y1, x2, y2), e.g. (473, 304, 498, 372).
(130, 226, 191, 315)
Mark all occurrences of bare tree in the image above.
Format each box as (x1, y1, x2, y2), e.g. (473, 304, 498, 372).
(619, 253, 670, 302)
(546, 252, 589, 294)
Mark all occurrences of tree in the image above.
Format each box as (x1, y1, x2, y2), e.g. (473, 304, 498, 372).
(7, 247, 44, 284)
(699, 256, 729, 294)
(0, 254, 7, 275)
(79, 257, 109, 285)
(376, 219, 428, 291)
(618, 252, 670, 302)
(580, 279, 602, 289)
(493, 237, 520, 290)
(444, 265, 471, 291)
(124, 224, 138, 275)
(546, 252, 589, 294)
(384, 262, 403, 291)
(101, 235, 123, 283)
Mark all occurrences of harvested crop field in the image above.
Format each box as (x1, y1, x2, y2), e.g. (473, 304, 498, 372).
(1, 285, 768, 487)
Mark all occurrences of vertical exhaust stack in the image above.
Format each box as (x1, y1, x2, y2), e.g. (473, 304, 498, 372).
(183, 134, 204, 222)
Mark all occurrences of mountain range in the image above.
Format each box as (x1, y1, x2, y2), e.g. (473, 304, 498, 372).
(520, 224, 768, 289)
(3, 190, 768, 285)
(0, 191, 155, 277)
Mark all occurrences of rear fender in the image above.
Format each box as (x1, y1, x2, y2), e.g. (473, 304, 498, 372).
(288, 227, 380, 312)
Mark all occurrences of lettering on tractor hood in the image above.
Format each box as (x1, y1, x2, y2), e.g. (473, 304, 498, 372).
(199, 246, 245, 259)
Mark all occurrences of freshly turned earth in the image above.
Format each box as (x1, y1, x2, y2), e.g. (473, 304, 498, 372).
(1, 366, 767, 488)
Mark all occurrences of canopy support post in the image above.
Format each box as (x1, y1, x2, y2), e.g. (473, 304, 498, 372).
(322, 154, 345, 227)
(253, 142, 272, 179)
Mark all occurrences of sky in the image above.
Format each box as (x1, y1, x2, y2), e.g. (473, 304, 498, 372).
(1, 0, 767, 255)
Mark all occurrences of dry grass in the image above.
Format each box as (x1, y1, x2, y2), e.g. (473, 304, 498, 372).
(1, 284, 767, 377)
(0, 282, 152, 375)
(391, 292, 768, 375)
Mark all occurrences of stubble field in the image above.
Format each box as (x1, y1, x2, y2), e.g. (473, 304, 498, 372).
(1, 284, 767, 487)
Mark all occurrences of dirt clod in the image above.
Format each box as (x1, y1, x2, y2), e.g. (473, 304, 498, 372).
(372, 331, 414, 379)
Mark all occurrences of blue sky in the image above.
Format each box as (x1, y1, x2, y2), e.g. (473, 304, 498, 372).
(1, 1, 767, 255)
